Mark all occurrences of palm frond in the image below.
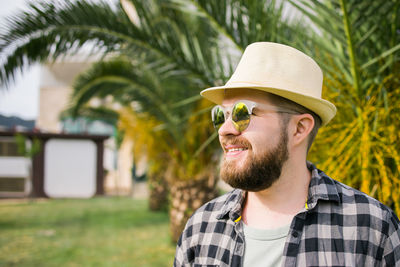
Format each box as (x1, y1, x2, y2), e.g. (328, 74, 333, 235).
(290, 0, 400, 95)
(69, 56, 203, 145)
(61, 106, 120, 125)
(0, 0, 225, 88)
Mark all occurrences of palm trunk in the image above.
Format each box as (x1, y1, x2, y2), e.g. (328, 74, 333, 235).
(169, 174, 218, 243)
(148, 174, 169, 211)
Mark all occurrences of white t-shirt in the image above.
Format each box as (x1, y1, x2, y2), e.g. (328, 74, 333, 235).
(243, 222, 290, 267)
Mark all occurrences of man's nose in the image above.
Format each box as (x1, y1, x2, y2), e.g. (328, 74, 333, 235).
(218, 117, 241, 136)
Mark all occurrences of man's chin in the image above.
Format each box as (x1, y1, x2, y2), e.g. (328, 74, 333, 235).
(219, 154, 284, 192)
(221, 158, 249, 175)
(220, 164, 251, 188)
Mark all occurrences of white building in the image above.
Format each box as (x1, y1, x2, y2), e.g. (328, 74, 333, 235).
(0, 57, 138, 198)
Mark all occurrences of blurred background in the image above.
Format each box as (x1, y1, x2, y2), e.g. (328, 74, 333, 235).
(0, 0, 399, 266)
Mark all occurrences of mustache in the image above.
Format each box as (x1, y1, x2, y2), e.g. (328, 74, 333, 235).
(221, 136, 252, 148)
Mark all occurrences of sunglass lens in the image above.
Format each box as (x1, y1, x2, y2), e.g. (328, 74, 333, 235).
(232, 102, 250, 131)
(212, 106, 225, 130)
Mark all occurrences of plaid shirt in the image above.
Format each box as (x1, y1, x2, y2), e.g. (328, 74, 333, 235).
(174, 163, 400, 266)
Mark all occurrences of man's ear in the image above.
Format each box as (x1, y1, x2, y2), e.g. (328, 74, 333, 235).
(291, 114, 314, 146)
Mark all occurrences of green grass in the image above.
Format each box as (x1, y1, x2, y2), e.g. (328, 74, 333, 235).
(0, 197, 176, 267)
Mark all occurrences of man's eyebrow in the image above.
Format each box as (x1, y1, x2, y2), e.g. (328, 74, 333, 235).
(254, 104, 298, 114)
(252, 106, 261, 113)
(253, 104, 274, 111)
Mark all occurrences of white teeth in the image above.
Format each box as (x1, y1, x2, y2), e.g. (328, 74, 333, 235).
(227, 148, 246, 152)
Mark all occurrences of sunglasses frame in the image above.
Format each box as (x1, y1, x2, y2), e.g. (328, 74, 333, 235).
(211, 100, 298, 132)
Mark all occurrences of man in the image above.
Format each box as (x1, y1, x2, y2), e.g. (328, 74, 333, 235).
(174, 42, 400, 266)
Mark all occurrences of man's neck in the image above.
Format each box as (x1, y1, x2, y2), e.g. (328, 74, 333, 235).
(241, 160, 311, 229)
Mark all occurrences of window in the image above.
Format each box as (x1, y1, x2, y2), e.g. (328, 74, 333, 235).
(0, 140, 19, 156)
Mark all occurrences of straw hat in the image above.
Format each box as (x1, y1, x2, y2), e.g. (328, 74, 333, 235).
(200, 42, 336, 126)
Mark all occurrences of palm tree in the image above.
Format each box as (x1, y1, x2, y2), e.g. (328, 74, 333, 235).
(289, 0, 400, 214)
(0, 0, 303, 241)
(0, 0, 225, 242)
(70, 56, 221, 241)
(118, 107, 170, 211)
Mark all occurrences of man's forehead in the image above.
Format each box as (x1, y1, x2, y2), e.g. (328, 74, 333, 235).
(221, 88, 273, 106)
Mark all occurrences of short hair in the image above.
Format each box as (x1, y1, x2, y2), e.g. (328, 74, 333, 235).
(267, 93, 322, 152)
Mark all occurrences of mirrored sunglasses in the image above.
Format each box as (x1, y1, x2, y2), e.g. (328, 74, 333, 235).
(211, 100, 297, 132)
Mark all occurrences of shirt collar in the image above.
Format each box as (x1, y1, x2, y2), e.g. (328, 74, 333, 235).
(216, 162, 341, 220)
(306, 161, 341, 210)
(216, 189, 245, 221)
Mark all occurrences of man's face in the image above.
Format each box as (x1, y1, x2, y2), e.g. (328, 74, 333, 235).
(218, 89, 290, 192)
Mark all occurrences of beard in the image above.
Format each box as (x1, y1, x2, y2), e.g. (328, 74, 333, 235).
(220, 125, 289, 192)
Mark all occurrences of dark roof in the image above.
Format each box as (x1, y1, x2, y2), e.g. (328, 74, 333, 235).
(0, 130, 110, 141)
(0, 114, 35, 130)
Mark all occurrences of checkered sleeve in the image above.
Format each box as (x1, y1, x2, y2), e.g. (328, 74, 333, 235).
(174, 218, 194, 267)
(174, 235, 185, 266)
(174, 196, 224, 266)
(173, 190, 244, 266)
(382, 209, 400, 266)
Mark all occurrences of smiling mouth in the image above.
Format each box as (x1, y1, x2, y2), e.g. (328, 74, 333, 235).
(224, 146, 249, 157)
(222, 137, 251, 155)
(226, 147, 247, 153)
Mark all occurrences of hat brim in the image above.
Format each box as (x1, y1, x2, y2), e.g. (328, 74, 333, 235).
(200, 84, 336, 126)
